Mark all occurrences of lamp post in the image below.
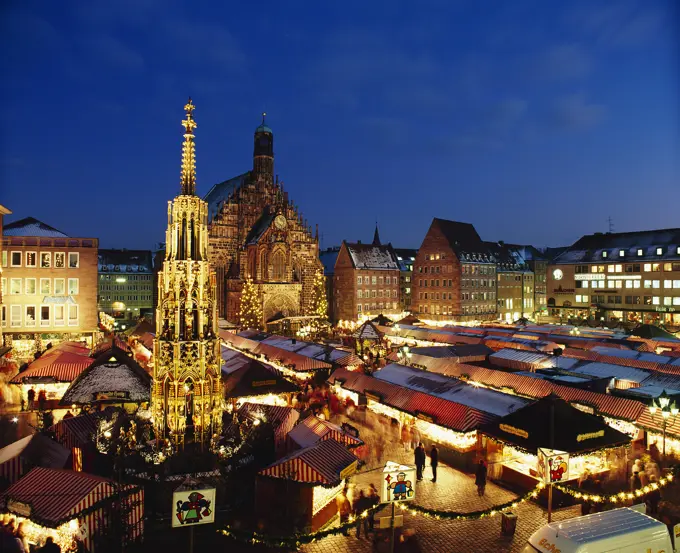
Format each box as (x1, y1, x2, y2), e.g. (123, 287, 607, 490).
(397, 345, 412, 366)
(649, 389, 679, 458)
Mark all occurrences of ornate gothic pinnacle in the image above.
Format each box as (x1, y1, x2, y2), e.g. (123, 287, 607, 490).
(180, 97, 197, 195)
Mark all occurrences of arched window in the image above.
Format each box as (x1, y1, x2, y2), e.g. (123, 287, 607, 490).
(271, 250, 286, 281)
(260, 250, 267, 280)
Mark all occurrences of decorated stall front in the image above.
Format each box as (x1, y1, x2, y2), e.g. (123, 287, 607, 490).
(255, 439, 358, 532)
(479, 394, 631, 492)
(50, 412, 103, 472)
(234, 402, 300, 458)
(0, 467, 144, 552)
(353, 321, 386, 359)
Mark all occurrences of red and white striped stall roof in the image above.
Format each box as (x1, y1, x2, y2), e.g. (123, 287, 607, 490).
(238, 402, 300, 443)
(0, 434, 70, 485)
(50, 413, 100, 449)
(11, 349, 93, 384)
(288, 415, 363, 449)
(259, 439, 358, 485)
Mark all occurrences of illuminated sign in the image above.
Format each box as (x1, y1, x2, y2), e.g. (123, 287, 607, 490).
(655, 307, 676, 313)
(380, 461, 416, 503)
(417, 413, 435, 423)
(499, 424, 528, 439)
(537, 448, 569, 484)
(365, 392, 381, 402)
(172, 487, 215, 528)
(340, 460, 358, 480)
(7, 499, 32, 517)
(576, 430, 605, 442)
(94, 391, 129, 400)
(574, 274, 605, 281)
(251, 380, 277, 387)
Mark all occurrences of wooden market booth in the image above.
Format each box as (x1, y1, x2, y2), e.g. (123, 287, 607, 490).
(232, 402, 300, 458)
(479, 394, 631, 493)
(0, 433, 70, 487)
(255, 439, 358, 532)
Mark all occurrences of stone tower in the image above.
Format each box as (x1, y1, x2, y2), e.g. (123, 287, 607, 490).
(153, 98, 222, 450)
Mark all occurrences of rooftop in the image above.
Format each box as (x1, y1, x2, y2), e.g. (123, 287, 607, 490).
(344, 241, 400, 270)
(431, 218, 494, 262)
(4, 217, 69, 238)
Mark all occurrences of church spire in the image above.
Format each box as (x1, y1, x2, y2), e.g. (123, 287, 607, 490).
(373, 222, 381, 246)
(180, 97, 197, 195)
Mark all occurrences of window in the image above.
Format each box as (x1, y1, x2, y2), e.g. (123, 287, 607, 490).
(68, 252, 79, 268)
(674, 297, 680, 306)
(607, 265, 614, 273)
(10, 278, 21, 295)
(625, 280, 633, 289)
(23, 278, 36, 295)
(674, 280, 680, 288)
(602, 251, 608, 258)
(386, 276, 391, 285)
(644, 280, 652, 289)
(378, 277, 384, 285)
(40, 252, 51, 268)
(653, 280, 660, 289)
(11, 305, 21, 327)
(40, 305, 50, 327)
(54, 305, 65, 326)
(54, 252, 66, 268)
(40, 278, 51, 295)
(1, 251, 6, 267)
(656, 247, 663, 255)
(11, 251, 21, 267)
(652, 263, 661, 272)
(664, 297, 672, 306)
(371, 290, 376, 298)
(633, 280, 640, 288)
(25, 305, 36, 326)
(54, 279, 65, 295)
(357, 276, 362, 285)
(357, 290, 363, 299)
(0, 278, 4, 296)
(0, 305, 5, 327)
(68, 278, 79, 295)
(357, 304, 362, 312)
(664, 280, 672, 289)
(25, 251, 37, 267)
(576, 295, 589, 303)
(615, 264, 622, 273)
(68, 305, 78, 326)
(371, 276, 377, 284)
(619, 250, 625, 257)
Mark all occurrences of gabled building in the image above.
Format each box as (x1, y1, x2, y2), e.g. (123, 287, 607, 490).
(412, 218, 496, 321)
(98, 249, 153, 325)
(394, 248, 417, 313)
(331, 227, 401, 322)
(485, 241, 534, 322)
(505, 244, 549, 316)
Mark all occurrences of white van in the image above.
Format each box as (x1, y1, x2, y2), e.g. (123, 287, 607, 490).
(523, 507, 674, 553)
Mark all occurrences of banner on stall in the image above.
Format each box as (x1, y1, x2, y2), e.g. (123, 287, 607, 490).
(172, 487, 216, 528)
(380, 461, 416, 503)
(537, 448, 569, 484)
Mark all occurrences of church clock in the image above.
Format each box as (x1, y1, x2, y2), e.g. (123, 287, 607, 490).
(274, 215, 287, 230)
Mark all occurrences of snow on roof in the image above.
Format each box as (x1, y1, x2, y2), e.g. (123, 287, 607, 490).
(374, 363, 530, 417)
(61, 357, 150, 404)
(221, 346, 257, 375)
(570, 362, 651, 384)
(346, 243, 399, 270)
(3, 217, 68, 237)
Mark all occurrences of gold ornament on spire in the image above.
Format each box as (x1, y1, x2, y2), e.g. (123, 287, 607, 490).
(180, 97, 197, 195)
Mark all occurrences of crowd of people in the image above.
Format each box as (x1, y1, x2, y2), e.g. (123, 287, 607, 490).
(0, 518, 62, 553)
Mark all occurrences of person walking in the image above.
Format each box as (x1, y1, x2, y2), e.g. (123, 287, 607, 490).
(367, 484, 379, 533)
(475, 460, 487, 497)
(27, 388, 35, 411)
(336, 488, 351, 536)
(646, 475, 661, 516)
(430, 444, 439, 483)
(37, 389, 47, 411)
(414, 443, 426, 481)
(354, 490, 370, 538)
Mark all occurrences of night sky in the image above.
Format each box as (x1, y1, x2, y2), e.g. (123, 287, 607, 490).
(2, 0, 678, 251)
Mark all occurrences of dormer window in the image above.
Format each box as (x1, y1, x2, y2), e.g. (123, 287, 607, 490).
(656, 247, 663, 256)
(637, 249, 643, 256)
(619, 250, 625, 257)
(677, 246, 680, 255)
(602, 251, 608, 258)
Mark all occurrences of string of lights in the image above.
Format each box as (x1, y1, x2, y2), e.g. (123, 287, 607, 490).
(555, 472, 675, 504)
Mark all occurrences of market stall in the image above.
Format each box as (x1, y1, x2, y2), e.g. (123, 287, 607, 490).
(0, 434, 70, 486)
(287, 415, 363, 451)
(479, 394, 631, 492)
(256, 439, 358, 532)
(234, 402, 300, 457)
(0, 467, 144, 552)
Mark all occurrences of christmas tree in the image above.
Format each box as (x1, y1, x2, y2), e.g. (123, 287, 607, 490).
(239, 277, 263, 330)
(309, 270, 328, 328)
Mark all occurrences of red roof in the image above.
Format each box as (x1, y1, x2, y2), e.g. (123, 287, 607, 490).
(288, 415, 362, 449)
(1, 467, 115, 526)
(259, 439, 358, 485)
(11, 343, 93, 384)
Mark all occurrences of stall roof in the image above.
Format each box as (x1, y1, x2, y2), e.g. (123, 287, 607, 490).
(570, 362, 651, 384)
(288, 415, 363, 449)
(223, 358, 298, 399)
(0, 434, 70, 472)
(374, 363, 530, 417)
(238, 403, 299, 428)
(11, 343, 93, 384)
(479, 394, 631, 454)
(259, 439, 358, 485)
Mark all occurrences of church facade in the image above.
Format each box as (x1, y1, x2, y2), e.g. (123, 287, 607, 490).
(205, 116, 322, 327)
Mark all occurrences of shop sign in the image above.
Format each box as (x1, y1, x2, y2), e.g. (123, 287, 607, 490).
(655, 307, 676, 313)
(380, 461, 416, 503)
(574, 274, 606, 281)
(340, 460, 358, 480)
(537, 448, 569, 484)
(552, 289, 575, 294)
(499, 424, 528, 439)
(252, 379, 277, 387)
(341, 422, 360, 439)
(416, 412, 435, 424)
(94, 391, 129, 400)
(7, 499, 32, 517)
(365, 392, 381, 402)
(172, 487, 215, 528)
(576, 430, 604, 442)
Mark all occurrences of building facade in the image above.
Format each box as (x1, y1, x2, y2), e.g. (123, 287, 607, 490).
(412, 218, 497, 321)
(319, 246, 340, 322)
(1, 217, 98, 353)
(0, 204, 11, 347)
(506, 244, 548, 318)
(486, 242, 533, 322)
(547, 229, 680, 326)
(205, 115, 322, 328)
(98, 249, 153, 326)
(394, 248, 417, 313)
(332, 230, 401, 322)
(153, 100, 222, 449)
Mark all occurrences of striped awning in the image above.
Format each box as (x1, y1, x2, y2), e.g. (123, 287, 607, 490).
(11, 345, 93, 384)
(237, 403, 300, 443)
(50, 413, 99, 449)
(288, 415, 363, 449)
(259, 439, 358, 485)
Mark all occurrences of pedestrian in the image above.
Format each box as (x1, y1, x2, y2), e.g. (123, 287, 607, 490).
(649, 442, 661, 465)
(27, 388, 35, 411)
(411, 423, 420, 451)
(37, 389, 47, 411)
(367, 484, 379, 533)
(1, 520, 25, 553)
(414, 443, 426, 481)
(354, 490, 370, 538)
(430, 444, 439, 483)
(401, 423, 411, 452)
(630, 471, 642, 491)
(39, 536, 60, 553)
(337, 487, 352, 536)
(646, 476, 661, 516)
(475, 460, 487, 497)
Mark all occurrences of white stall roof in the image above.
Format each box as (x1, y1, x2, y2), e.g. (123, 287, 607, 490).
(571, 362, 651, 384)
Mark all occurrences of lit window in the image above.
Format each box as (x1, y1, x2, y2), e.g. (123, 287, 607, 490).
(25, 278, 36, 295)
(664, 297, 672, 306)
(372, 276, 377, 284)
(40, 252, 51, 268)
(656, 247, 663, 255)
(674, 297, 680, 306)
(619, 250, 625, 257)
(40, 278, 51, 295)
(68, 278, 79, 295)
(54, 305, 65, 326)
(644, 264, 652, 272)
(26, 252, 37, 267)
(615, 265, 622, 273)
(637, 249, 643, 256)
(664, 280, 672, 289)
(68, 252, 80, 268)
(10, 305, 21, 327)
(607, 265, 614, 273)
(357, 290, 362, 299)
(25, 305, 36, 326)
(10, 278, 21, 295)
(602, 251, 608, 258)
(54, 252, 66, 268)
(54, 279, 65, 295)
(677, 246, 680, 255)
(357, 304, 362, 312)
(357, 276, 362, 285)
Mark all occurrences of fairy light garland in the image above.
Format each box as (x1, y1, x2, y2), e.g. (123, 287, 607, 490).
(555, 472, 675, 504)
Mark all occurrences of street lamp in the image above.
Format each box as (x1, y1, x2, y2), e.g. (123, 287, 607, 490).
(397, 345, 412, 366)
(649, 390, 679, 457)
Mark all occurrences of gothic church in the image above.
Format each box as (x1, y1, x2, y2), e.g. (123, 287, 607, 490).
(205, 116, 322, 326)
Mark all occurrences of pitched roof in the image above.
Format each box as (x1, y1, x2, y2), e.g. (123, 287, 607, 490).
(259, 439, 358, 485)
(11, 342, 93, 384)
(98, 249, 153, 272)
(245, 209, 276, 245)
(204, 172, 250, 222)
(223, 357, 298, 398)
(60, 347, 151, 405)
(432, 218, 493, 261)
(288, 415, 363, 449)
(0, 434, 70, 471)
(354, 321, 383, 340)
(344, 241, 400, 270)
(3, 217, 68, 238)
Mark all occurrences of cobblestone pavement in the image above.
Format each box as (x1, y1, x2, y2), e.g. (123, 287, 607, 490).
(300, 413, 581, 553)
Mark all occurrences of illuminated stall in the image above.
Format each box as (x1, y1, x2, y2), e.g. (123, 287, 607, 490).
(234, 402, 300, 458)
(479, 394, 631, 490)
(255, 439, 358, 532)
(0, 467, 144, 552)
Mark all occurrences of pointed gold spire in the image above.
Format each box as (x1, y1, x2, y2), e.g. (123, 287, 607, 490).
(180, 97, 197, 195)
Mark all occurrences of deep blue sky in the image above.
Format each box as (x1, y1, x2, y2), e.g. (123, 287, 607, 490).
(2, 0, 678, 251)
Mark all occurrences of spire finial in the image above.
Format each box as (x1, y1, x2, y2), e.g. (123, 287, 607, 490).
(262, 112, 267, 125)
(373, 222, 381, 246)
(180, 97, 197, 195)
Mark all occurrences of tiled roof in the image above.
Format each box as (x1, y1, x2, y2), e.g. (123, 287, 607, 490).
(98, 249, 153, 272)
(3, 217, 68, 237)
(11, 343, 93, 384)
(259, 439, 358, 485)
(288, 415, 363, 449)
(204, 172, 250, 223)
(345, 242, 400, 270)
(432, 218, 493, 261)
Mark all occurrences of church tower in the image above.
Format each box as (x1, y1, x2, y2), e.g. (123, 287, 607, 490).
(153, 99, 222, 450)
(253, 112, 274, 183)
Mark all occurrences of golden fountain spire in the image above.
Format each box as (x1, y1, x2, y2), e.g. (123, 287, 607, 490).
(180, 97, 198, 195)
